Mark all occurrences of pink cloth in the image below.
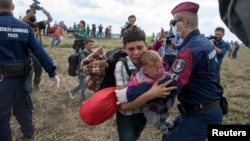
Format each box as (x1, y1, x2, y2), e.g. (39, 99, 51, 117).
(128, 68, 167, 86)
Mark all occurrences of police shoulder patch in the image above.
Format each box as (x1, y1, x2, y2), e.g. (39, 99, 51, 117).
(172, 59, 185, 73)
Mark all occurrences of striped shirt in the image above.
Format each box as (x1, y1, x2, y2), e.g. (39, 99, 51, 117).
(115, 56, 145, 115)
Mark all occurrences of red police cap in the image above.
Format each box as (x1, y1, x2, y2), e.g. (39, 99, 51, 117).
(171, 1, 199, 15)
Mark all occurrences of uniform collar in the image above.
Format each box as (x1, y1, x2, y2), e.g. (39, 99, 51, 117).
(179, 29, 200, 49)
(0, 11, 13, 16)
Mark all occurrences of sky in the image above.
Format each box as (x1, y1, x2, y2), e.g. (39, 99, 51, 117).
(12, 0, 240, 42)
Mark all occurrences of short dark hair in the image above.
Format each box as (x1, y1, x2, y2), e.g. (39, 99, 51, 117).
(128, 15, 136, 20)
(0, 0, 12, 9)
(215, 27, 225, 34)
(122, 26, 145, 46)
(26, 9, 36, 14)
(80, 20, 85, 26)
(85, 38, 94, 45)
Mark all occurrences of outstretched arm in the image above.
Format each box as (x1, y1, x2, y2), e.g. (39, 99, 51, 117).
(21, 9, 34, 22)
(41, 7, 53, 25)
(118, 79, 176, 110)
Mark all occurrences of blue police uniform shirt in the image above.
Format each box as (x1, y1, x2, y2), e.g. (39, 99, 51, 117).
(214, 40, 230, 69)
(168, 29, 223, 104)
(0, 12, 56, 77)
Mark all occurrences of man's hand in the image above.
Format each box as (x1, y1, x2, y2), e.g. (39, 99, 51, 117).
(159, 27, 166, 40)
(172, 42, 177, 48)
(115, 87, 128, 105)
(50, 75, 60, 88)
(147, 79, 177, 99)
(209, 39, 215, 45)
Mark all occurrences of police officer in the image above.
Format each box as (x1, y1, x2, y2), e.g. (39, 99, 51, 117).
(22, 6, 53, 92)
(0, 0, 59, 140)
(162, 2, 224, 140)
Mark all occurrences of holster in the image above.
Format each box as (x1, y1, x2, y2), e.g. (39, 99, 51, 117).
(177, 103, 188, 116)
(0, 61, 32, 78)
(220, 97, 228, 115)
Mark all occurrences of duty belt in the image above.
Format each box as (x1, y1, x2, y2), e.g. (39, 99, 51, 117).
(178, 100, 221, 115)
(184, 100, 220, 112)
(0, 63, 29, 81)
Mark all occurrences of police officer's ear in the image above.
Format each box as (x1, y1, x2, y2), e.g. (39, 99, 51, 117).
(11, 4, 15, 11)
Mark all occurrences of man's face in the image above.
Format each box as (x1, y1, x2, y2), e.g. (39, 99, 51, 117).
(28, 10, 36, 22)
(123, 41, 147, 65)
(86, 42, 94, 51)
(128, 17, 136, 26)
(215, 30, 224, 41)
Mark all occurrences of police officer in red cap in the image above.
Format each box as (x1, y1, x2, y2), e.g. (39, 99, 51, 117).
(161, 1, 224, 140)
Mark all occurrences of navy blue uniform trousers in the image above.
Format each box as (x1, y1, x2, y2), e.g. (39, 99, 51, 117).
(0, 77, 34, 141)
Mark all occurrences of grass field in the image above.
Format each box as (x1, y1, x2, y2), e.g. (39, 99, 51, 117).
(10, 35, 250, 141)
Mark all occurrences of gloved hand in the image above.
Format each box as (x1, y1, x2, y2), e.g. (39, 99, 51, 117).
(115, 87, 128, 105)
(50, 75, 60, 88)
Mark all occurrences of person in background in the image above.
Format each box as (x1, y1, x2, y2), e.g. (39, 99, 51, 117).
(97, 24, 103, 38)
(232, 41, 240, 58)
(228, 40, 234, 58)
(72, 20, 87, 53)
(210, 27, 230, 70)
(91, 24, 96, 38)
(0, 0, 60, 140)
(51, 21, 64, 48)
(67, 38, 94, 101)
(120, 15, 137, 38)
(155, 21, 183, 69)
(108, 25, 112, 39)
(86, 24, 90, 38)
(22, 7, 52, 43)
(105, 26, 109, 38)
(22, 6, 53, 92)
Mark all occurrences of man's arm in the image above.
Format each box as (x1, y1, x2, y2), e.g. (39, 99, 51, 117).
(119, 79, 176, 110)
(21, 8, 52, 26)
(214, 42, 230, 55)
(41, 7, 53, 25)
(21, 10, 33, 22)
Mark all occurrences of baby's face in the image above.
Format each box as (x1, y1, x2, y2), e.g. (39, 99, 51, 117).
(142, 60, 163, 79)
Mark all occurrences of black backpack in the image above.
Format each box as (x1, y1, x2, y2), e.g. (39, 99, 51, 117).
(68, 51, 88, 77)
(99, 48, 131, 89)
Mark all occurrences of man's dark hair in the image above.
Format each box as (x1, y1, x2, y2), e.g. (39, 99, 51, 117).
(215, 27, 225, 34)
(0, 0, 12, 9)
(122, 26, 145, 45)
(26, 9, 36, 14)
(85, 38, 94, 45)
(128, 14, 136, 20)
(80, 20, 85, 26)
